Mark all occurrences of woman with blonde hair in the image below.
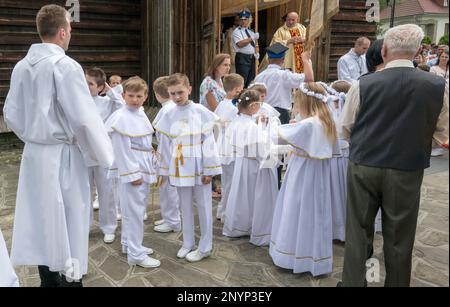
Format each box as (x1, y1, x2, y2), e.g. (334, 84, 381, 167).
(270, 82, 337, 277)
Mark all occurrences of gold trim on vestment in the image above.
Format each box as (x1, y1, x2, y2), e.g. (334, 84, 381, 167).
(112, 127, 153, 138)
(271, 241, 332, 262)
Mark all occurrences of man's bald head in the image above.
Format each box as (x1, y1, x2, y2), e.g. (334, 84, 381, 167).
(354, 37, 371, 56)
(286, 12, 299, 28)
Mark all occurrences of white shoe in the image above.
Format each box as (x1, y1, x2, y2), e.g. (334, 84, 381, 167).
(154, 223, 181, 233)
(134, 257, 160, 269)
(93, 198, 100, 211)
(186, 250, 212, 263)
(116, 214, 122, 221)
(144, 213, 148, 221)
(103, 234, 116, 244)
(122, 247, 154, 255)
(177, 247, 192, 259)
(431, 148, 446, 157)
(155, 219, 165, 226)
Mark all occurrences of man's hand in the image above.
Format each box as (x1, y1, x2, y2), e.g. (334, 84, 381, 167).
(100, 82, 112, 96)
(202, 176, 213, 185)
(131, 178, 144, 186)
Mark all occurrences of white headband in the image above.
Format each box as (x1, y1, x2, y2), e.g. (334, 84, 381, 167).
(299, 83, 328, 103)
(248, 82, 267, 90)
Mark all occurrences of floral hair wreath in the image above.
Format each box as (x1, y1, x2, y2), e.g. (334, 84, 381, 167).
(299, 83, 329, 103)
(317, 81, 347, 106)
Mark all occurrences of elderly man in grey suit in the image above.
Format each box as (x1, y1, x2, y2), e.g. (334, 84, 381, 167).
(339, 24, 449, 287)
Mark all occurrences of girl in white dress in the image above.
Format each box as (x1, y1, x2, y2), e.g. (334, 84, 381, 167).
(270, 82, 337, 277)
(223, 90, 279, 246)
(0, 228, 19, 287)
(214, 74, 244, 221)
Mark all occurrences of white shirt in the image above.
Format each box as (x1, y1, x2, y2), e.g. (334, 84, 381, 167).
(254, 64, 305, 111)
(92, 89, 125, 123)
(337, 49, 368, 84)
(232, 26, 256, 55)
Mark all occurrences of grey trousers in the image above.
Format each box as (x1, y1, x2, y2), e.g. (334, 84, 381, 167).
(342, 162, 424, 287)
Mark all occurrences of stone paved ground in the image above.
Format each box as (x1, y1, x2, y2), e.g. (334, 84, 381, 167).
(0, 147, 448, 287)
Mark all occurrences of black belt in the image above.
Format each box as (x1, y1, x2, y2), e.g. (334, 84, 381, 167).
(236, 52, 255, 58)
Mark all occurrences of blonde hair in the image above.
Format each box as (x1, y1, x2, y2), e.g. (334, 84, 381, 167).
(223, 73, 244, 93)
(294, 83, 337, 142)
(168, 73, 190, 88)
(36, 5, 70, 40)
(249, 84, 267, 96)
(207, 54, 231, 80)
(153, 76, 170, 99)
(123, 76, 148, 94)
(109, 75, 122, 83)
(331, 80, 352, 94)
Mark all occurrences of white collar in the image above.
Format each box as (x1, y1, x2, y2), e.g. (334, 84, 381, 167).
(385, 59, 415, 69)
(267, 64, 282, 70)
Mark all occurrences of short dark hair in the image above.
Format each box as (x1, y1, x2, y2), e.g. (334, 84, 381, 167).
(168, 73, 190, 88)
(36, 5, 69, 40)
(366, 39, 384, 73)
(85, 67, 107, 87)
(153, 76, 170, 99)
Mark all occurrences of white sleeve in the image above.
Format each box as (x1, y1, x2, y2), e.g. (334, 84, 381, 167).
(111, 133, 142, 184)
(202, 129, 222, 176)
(157, 132, 172, 177)
(338, 58, 357, 84)
(54, 62, 114, 168)
(283, 70, 305, 89)
(233, 29, 245, 45)
(106, 89, 125, 113)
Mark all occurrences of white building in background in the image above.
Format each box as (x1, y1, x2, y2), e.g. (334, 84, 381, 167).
(379, 0, 449, 44)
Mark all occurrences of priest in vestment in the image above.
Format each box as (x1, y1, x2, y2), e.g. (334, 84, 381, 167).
(259, 12, 306, 73)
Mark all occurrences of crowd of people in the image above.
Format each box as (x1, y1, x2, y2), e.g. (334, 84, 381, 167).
(0, 5, 448, 288)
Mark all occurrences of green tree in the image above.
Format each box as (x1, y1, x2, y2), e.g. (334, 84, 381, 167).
(422, 36, 432, 45)
(439, 34, 449, 46)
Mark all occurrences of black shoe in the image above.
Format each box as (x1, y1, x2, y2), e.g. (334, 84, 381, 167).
(38, 266, 61, 287)
(336, 281, 344, 287)
(60, 275, 83, 287)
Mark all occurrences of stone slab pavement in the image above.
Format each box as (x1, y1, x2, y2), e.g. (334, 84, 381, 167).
(0, 148, 448, 287)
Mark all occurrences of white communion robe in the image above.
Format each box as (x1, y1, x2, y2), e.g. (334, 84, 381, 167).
(89, 90, 125, 235)
(0, 228, 19, 287)
(214, 98, 239, 220)
(327, 97, 350, 242)
(106, 106, 157, 264)
(270, 117, 334, 276)
(155, 102, 222, 253)
(223, 114, 279, 246)
(153, 101, 181, 229)
(4, 43, 113, 279)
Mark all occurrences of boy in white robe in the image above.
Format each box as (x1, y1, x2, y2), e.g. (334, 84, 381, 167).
(223, 90, 279, 246)
(106, 77, 160, 269)
(270, 83, 336, 277)
(4, 4, 114, 287)
(0, 228, 19, 287)
(214, 73, 243, 221)
(152, 76, 181, 233)
(86, 67, 125, 244)
(155, 74, 222, 263)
